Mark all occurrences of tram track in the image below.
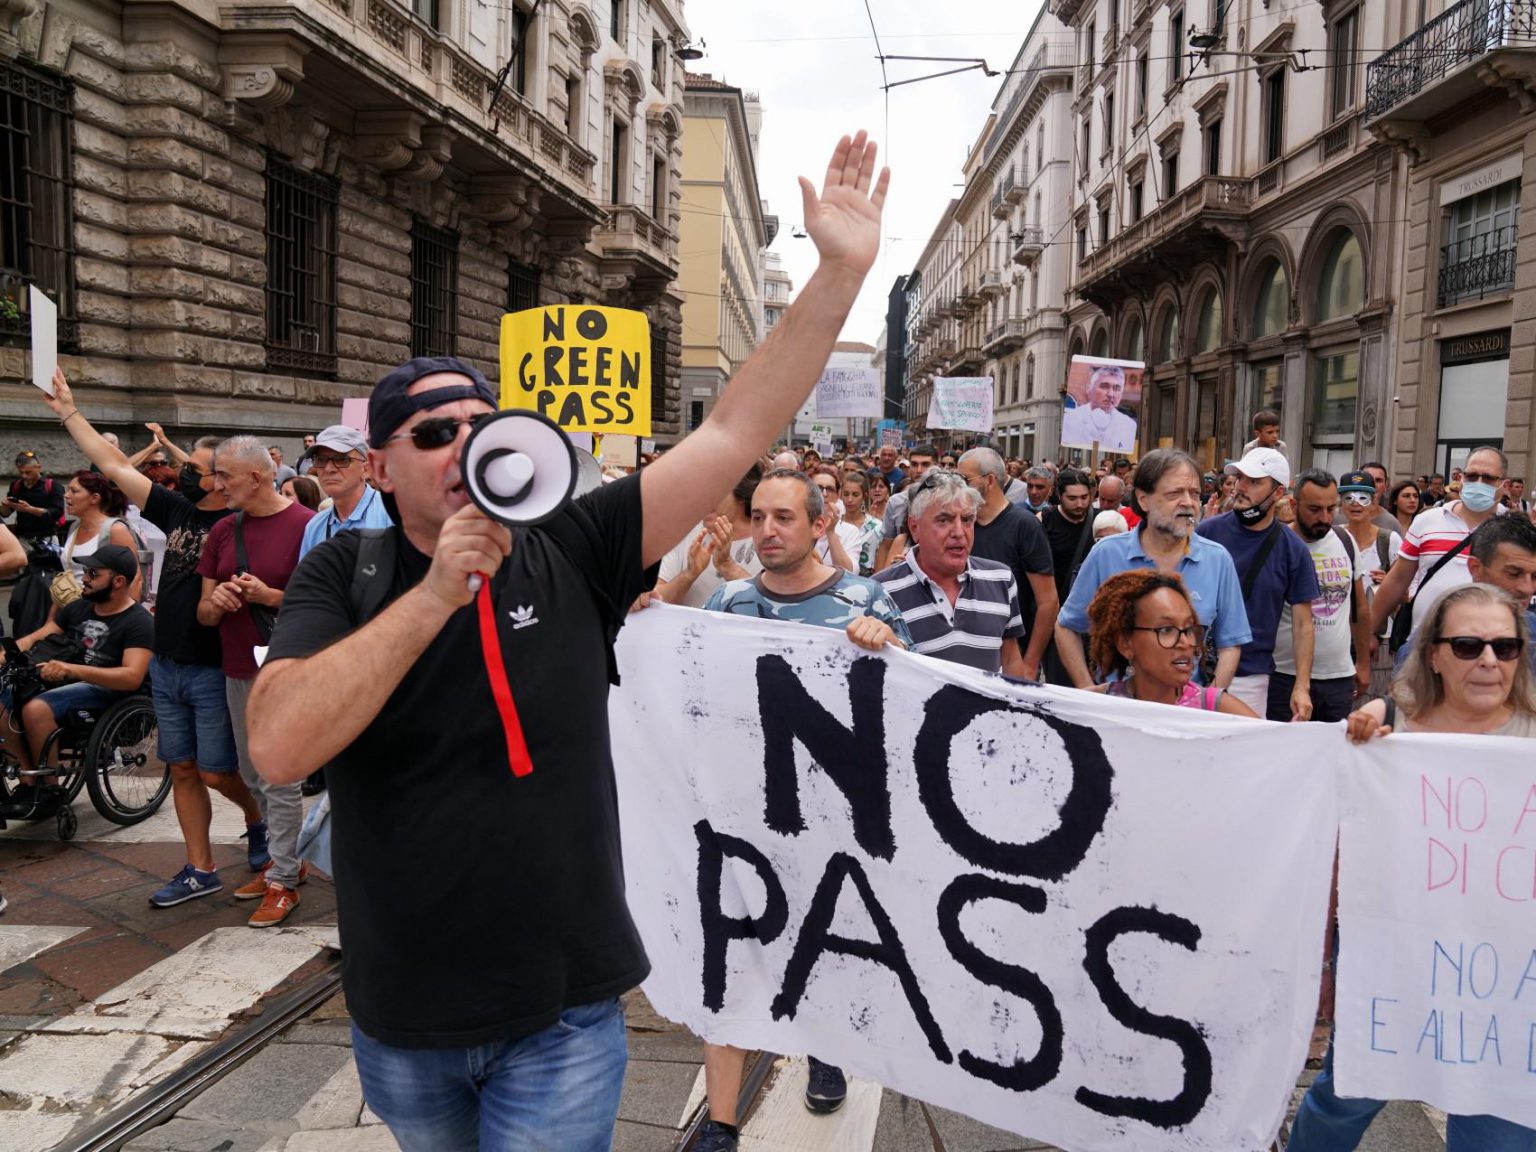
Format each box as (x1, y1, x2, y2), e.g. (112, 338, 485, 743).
(53, 958, 343, 1152)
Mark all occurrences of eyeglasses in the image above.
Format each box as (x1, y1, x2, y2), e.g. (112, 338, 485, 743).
(1342, 491, 1373, 506)
(82, 568, 112, 582)
(383, 415, 491, 450)
(815, 485, 838, 497)
(1437, 635, 1523, 661)
(1131, 624, 1200, 648)
(310, 453, 361, 471)
(1462, 471, 1502, 486)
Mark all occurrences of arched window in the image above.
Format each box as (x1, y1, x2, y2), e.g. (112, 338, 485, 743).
(1156, 308, 1180, 362)
(1252, 260, 1289, 338)
(1026, 353, 1036, 398)
(1125, 317, 1144, 363)
(1316, 231, 1364, 322)
(1091, 329, 1109, 358)
(1195, 289, 1223, 353)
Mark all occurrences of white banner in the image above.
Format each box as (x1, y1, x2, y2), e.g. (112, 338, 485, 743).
(928, 376, 994, 432)
(612, 608, 1338, 1152)
(1335, 735, 1536, 1127)
(815, 367, 883, 418)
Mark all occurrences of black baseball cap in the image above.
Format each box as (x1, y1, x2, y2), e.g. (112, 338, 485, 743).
(1339, 470, 1375, 494)
(15, 450, 40, 467)
(367, 357, 497, 449)
(87, 544, 139, 581)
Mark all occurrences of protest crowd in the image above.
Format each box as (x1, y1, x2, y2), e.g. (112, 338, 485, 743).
(2, 130, 1533, 1152)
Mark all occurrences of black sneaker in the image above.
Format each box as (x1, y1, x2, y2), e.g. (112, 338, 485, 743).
(804, 1055, 847, 1114)
(695, 1120, 739, 1152)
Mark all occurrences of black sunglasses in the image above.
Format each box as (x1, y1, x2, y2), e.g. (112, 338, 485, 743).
(1437, 635, 1523, 662)
(384, 414, 492, 451)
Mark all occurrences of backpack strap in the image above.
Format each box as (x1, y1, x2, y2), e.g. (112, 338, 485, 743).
(1331, 526, 1359, 625)
(1240, 522, 1283, 600)
(1375, 532, 1391, 573)
(348, 528, 401, 624)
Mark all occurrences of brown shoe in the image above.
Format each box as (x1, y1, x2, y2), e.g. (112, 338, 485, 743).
(248, 883, 299, 928)
(234, 860, 309, 900)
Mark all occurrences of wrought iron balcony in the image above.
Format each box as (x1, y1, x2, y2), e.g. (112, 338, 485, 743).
(1011, 226, 1045, 266)
(1438, 226, 1519, 308)
(1365, 0, 1536, 121)
(982, 317, 1027, 356)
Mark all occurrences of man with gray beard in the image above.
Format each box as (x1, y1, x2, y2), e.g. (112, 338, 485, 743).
(1054, 449, 1251, 688)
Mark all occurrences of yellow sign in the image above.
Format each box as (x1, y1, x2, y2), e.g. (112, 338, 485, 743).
(499, 305, 651, 435)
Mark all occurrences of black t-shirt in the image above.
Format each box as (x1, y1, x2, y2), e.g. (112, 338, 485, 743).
(972, 501, 1054, 641)
(9, 476, 64, 540)
(267, 474, 658, 1049)
(142, 485, 229, 666)
(1042, 506, 1092, 603)
(55, 598, 155, 669)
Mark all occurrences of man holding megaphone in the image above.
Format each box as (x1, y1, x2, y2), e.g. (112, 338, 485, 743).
(246, 131, 889, 1152)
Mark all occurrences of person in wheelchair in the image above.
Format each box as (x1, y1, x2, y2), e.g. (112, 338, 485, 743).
(0, 545, 153, 793)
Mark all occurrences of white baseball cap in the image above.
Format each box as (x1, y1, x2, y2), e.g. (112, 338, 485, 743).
(1226, 447, 1290, 487)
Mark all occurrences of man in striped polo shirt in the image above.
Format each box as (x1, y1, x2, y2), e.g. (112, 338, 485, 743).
(1371, 444, 1507, 639)
(874, 471, 1029, 675)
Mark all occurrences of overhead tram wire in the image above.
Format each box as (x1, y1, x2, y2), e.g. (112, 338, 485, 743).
(859, 0, 892, 266)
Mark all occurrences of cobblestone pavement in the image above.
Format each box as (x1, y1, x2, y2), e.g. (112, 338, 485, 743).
(1, 799, 1448, 1151)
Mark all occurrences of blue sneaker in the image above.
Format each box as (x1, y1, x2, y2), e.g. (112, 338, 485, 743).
(150, 865, 222, 908)
(243, 822, 270, 871)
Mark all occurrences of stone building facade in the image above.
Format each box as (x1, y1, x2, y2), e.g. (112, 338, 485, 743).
(0, 0, 690, 472)
(677, 72, 771, 433)
(1053, 0, 1408, 475)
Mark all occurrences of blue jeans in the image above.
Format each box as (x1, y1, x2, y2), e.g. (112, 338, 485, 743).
(1290, 1032, 1536, 1151)
(350, 997, 627, 1152)
(150, 655, 237, 772)
(0, 681, 120, 723)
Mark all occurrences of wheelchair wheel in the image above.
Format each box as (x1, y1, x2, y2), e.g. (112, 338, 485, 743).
(84, 696, 169, 826)
(57, 805, 77, 841)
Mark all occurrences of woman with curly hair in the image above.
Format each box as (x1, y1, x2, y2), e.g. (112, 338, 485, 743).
(1083, 569, 1257, 715)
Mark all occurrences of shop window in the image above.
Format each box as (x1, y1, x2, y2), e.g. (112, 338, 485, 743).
(1313, 349, 1359, 438)
(1195, 289, 1222, 353)
(1251, 259, 1289, 338)
(1157, 308, 1180, 362)
(1316, 231, 1364, 322)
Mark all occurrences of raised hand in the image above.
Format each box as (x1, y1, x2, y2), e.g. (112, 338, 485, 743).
(798, 132, 890, 279)
(42, 368, 71, 418)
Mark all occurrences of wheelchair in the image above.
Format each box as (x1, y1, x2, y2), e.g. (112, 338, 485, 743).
(0, 639, 170, 840)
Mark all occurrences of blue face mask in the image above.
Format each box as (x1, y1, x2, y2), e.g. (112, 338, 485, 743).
(1460, 481, 1498, 512)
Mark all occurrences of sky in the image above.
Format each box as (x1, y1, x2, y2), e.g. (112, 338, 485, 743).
(681, 0, 1046, 346)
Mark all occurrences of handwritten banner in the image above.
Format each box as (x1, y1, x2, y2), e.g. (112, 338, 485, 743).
(814, 366, 883, 418)
(928, 376, 994, 432)
(878, 419, 904, 449)
(1335, 736, 1536, 1127)
(500, 305, 651, 435)
(612, 608, 1338, 1151)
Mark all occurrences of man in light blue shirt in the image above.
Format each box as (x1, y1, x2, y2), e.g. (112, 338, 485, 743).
(1054, 448, 1251, 688)
(298, 425, 393, 560)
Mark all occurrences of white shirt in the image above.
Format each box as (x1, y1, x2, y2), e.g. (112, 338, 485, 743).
(1060, 405, 1137, 453)
(1273, 529, 1362, 679)
(657, 523, 761, 609)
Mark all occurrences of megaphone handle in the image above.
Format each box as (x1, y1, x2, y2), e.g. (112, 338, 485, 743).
(474, 577, 534, 777)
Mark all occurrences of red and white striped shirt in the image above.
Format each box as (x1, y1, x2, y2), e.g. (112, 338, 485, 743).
(1399, 503, 1494, 628)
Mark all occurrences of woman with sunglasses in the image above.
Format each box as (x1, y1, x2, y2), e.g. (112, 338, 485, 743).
(1082, 570, 1257, 715)
(1289, 582, 1536, 1152)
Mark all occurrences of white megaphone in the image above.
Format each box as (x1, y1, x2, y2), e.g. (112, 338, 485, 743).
(461, 409, 581, 527)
